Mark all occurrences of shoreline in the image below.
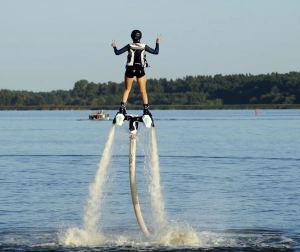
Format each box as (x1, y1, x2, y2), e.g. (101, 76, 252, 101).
(1, 104, 300, 111)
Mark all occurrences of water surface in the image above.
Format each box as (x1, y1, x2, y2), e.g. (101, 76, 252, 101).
(1, 109, 300, 251)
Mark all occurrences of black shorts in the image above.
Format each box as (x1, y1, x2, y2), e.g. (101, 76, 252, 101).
(125, 65, 145, 78)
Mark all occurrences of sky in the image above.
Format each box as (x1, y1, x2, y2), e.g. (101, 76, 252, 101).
(1, 0, 300, 92)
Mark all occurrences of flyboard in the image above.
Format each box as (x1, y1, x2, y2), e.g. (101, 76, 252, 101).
(113, 113, 154, 236)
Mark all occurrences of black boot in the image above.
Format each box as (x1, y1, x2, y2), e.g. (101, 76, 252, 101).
(143, 104, 151, 116)
(113, 102, 126, 124)
(142, 104, 154, 127)
(119, 102, 127, 115)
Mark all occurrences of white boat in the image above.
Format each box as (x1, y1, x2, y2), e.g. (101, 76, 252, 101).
(89, 110, 110, 120)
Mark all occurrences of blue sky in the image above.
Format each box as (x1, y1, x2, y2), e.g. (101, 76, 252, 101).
(1, 0, 299, 92)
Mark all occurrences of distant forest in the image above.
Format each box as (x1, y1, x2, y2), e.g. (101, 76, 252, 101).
(1, 72, 300, 110)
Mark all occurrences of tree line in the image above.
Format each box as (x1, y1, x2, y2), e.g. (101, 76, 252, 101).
(1, 71, 300, 110)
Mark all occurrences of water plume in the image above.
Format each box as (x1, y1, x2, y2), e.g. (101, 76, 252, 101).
(149, 127, 167, 231)
(60, 125, 115, 246)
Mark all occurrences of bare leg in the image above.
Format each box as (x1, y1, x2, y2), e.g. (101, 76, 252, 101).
(122, 76, 134, 103)
(137, 75, 148, 104)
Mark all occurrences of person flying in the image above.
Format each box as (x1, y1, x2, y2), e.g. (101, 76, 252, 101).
(111, 30, 161, 117)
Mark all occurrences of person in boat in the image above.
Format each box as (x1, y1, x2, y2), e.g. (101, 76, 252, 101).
(111, 30, 161, 117)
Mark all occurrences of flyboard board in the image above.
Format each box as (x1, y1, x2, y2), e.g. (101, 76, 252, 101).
(112, 112, 154, 236)
(113, 113, 154, 134)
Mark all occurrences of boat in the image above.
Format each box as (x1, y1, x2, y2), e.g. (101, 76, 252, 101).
(89, 110, 110, 120)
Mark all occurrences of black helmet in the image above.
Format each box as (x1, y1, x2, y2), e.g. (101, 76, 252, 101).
(131, 30, 142, 42)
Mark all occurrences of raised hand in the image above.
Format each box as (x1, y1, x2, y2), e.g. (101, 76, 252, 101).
(156, 34, 162, 44)
(111, 40, 116, 48)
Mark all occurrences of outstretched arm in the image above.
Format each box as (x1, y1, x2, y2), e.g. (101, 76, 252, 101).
(145, 34, 162, 55)
(111, 40, 129, 55)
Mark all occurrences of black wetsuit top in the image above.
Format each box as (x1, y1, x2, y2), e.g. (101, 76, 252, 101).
(113, 43, 159, 59)
(113, 43, 159, 78)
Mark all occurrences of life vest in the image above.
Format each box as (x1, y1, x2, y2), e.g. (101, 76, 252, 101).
(126, 43, 149, 67)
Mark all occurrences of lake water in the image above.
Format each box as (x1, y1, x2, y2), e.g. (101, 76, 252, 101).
(0, 109, 300, 251)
